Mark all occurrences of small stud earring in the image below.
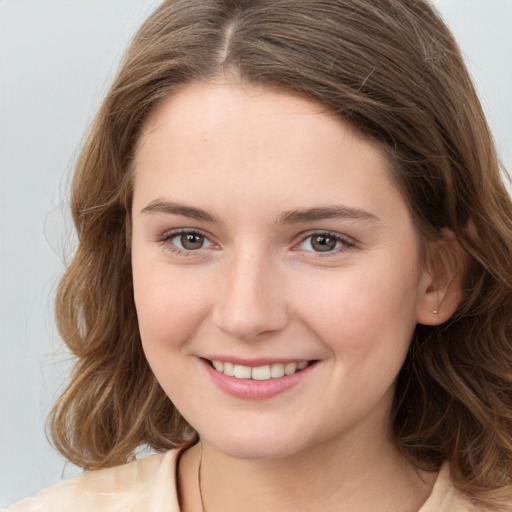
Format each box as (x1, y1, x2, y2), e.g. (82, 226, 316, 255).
(432, 309, 439, 314)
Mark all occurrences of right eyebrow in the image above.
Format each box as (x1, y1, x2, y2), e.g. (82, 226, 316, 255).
(140, 199, 219, 223)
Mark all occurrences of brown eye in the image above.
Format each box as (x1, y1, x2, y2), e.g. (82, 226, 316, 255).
(310, 234, 337, 252)
(179, 232, 205, 250)
(297, 232, 354, 254)
(162, 230, 215, 255)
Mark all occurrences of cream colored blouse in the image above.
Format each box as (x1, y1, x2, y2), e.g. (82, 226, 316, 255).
(5, 450, 480, 511)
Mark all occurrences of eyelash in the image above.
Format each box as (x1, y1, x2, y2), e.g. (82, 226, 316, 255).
(293, 231, 356, 256)
(157, 229, 215, 257)
(157, 229, 356, 257)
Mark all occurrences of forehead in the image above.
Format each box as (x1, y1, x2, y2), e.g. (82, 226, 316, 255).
(138, 81, 345, 155)
(132, 81, 405, 223)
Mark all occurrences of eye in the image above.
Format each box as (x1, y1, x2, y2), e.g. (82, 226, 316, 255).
(160, 229, 215, 253)
(297, 232, 354, 253)
(175, 232, 207, 250)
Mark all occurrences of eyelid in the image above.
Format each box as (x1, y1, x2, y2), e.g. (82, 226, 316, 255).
(157, 227, 218, 254)
(292, 230, 357, 254)
(155, 228, 357, 257)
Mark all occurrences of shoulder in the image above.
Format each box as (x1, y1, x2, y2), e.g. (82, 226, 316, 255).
(4, 450, 181, 512)
(420, 463, 484, 512)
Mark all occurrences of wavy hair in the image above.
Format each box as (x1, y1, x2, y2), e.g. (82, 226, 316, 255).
(49, 1, 512, 508)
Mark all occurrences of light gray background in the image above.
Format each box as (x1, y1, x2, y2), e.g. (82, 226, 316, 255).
(1, 0, 511, 507)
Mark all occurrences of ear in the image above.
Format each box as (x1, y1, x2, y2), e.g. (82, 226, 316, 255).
(416, 229, 467, 326)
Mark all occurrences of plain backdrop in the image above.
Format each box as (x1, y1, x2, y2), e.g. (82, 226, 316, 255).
(1, 0, 511, 507)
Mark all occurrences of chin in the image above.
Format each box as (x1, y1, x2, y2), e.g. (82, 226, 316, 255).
(198, 423, 315, 461)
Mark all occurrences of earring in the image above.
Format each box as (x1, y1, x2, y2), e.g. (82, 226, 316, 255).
(432, 309, 439, 314)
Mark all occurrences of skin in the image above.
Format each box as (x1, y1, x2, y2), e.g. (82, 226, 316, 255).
(131, 81, 458, 512)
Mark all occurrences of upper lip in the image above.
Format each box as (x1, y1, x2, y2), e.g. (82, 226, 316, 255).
(201, 356, 315, 367)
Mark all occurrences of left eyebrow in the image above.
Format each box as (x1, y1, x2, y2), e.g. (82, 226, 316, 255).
(277, 205, 381, 224)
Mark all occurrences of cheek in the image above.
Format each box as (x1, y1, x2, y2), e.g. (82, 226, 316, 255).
(301, 273, 419, 415)
(291, 260, 421, 358)
(132, 261, 210, 352)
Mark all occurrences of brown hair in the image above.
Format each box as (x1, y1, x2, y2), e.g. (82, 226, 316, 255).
(50, 0, 512, 508)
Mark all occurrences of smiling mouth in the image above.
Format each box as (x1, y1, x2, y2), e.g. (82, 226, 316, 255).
(208, 360, 312, 381)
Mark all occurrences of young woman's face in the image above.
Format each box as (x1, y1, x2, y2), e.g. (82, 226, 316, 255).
(131, 82, 434, 460)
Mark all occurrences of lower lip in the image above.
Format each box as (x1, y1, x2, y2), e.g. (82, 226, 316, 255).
(201, 359, 317, 400)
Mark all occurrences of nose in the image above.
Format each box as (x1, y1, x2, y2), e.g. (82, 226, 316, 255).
(212, 251, 289, 341)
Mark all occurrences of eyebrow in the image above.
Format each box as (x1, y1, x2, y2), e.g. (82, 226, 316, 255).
(141, 199, 380, 224)
(277, 206, 380, 224)
(140, 199, 219, 222)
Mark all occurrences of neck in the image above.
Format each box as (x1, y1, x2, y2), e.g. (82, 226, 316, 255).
(178, 432, 437, 512)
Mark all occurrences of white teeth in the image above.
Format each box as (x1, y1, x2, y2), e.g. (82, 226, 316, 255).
(234, 364, 252, 379)
(210, 360, 309, 380)
(252, 365, 271, 381)
(270, 363, 285, 378)
(223, 362, 235, 377)
(284, 363, 297, 375)
(212, 360, 224, 372)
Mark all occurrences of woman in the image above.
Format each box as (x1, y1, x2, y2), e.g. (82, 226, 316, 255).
(6, 0, 512, 511)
